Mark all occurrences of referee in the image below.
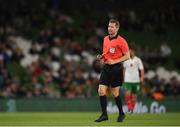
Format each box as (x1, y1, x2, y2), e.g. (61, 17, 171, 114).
(95, 19, 130, 122)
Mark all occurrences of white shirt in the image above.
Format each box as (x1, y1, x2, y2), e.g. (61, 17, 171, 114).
(123, 56, 144, 83)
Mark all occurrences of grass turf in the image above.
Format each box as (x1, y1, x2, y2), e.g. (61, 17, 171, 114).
(0, 112, 180, 126)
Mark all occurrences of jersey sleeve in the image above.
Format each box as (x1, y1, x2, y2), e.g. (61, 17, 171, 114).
(138, 58, 144, 70)
(102, 38, 105, 54)
(120, 38, 129, 55)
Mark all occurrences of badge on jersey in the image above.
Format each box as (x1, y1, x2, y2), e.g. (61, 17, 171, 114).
(109, 47, 115, 53)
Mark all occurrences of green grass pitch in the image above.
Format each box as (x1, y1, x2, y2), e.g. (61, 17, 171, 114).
(0, 112, 180, 126)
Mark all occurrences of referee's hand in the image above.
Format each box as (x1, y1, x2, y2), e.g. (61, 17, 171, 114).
(107, 59, 115, 65)
(96, 54, 103, 60)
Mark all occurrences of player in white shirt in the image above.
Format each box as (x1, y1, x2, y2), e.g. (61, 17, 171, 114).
(123, 48, 144, 113)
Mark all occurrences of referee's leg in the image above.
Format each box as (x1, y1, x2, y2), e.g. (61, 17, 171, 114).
(95, 84, 108, 122)
(111, 86, 126, 122)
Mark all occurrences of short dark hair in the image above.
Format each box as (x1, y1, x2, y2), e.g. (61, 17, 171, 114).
(129, 46, 136, 52)
(109, 19, 120, 28)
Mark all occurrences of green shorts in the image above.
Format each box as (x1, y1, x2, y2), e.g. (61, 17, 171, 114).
(123, 82, 140, 94)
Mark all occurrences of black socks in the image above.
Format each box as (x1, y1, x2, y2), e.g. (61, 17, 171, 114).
(100, 95, 107, 116)
(115, 95, 124, 115)
(99, 95, 124, 116)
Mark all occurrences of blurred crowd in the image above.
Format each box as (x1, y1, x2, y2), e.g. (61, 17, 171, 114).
(0, 0, 180, 99)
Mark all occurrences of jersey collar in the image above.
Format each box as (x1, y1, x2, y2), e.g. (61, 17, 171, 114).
(109, 34, 118, 40)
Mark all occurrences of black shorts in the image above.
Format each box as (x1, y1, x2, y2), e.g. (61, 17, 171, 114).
(99, 63, 123, 88)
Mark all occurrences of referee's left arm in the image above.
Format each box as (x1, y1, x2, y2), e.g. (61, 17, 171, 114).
(108, 51, 130, 65)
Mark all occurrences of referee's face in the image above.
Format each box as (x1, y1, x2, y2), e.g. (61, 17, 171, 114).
(108, 23, 119, 36)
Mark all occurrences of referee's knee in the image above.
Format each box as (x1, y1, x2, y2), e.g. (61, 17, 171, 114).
(112, 92, 119, 97)
(98, 89, 106, 96)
